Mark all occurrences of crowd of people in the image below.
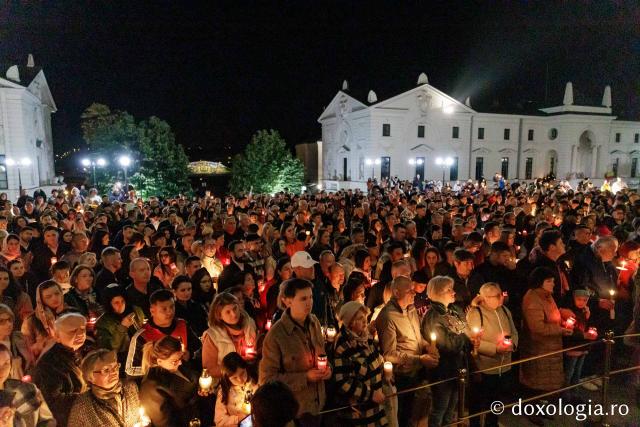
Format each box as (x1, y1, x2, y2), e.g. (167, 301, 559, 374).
(0, 175, 638, 427)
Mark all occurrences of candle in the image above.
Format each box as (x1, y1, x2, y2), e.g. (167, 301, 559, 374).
(317, 354, 328, 371)
(87, 316, 97, 332)
(429, 331, 437, 352)
(587, 327, 598, 338)
(199, 368, 213, 393)
(305, 230, 311, 236)
(265, 319, 272, 330)
(243, 401, 252, 414)
(21, 375, 32, 383)
(616, 260, 628, 271)
(471, 327, 481, 356)
(135, 407, 151, 427)
(564, 316, 576, 328)
(245, 341, 257, 359)
(325, 326, 337, 342)
(503, 336, 513, 347)
(50, 257, 57, 265)
(609, 289, 616, 320)
(383, 361, 393, 380)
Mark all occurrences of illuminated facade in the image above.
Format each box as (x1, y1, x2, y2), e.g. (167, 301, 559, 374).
(318, 76, 640, 186)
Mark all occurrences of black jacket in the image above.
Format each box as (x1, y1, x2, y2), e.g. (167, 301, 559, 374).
(140, 366, 198, 427)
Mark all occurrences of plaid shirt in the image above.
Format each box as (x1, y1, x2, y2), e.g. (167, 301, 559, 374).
(1, 379, 55, 427)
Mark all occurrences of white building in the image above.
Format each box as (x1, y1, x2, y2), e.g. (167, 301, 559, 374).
(317, 75, 640, 189)
(0, 54, 57, 196)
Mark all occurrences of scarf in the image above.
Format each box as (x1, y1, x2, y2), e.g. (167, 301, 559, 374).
(91, 381, 123, 401)
(345, 326, 370, 345)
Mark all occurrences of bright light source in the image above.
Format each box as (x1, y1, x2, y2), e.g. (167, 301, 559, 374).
(417, 158, 424, 165)
(115, 181, 122, 188)
(435, 157, 443, 166)
(5, 159, 15, 166)
(96, 158, 107, 167)
(317, 183, 323, 191)
(408, 159, 415, 165)
(443, 105, 454, 114)
(20, 158, 31, 166)
(365, 158, 373, 166)
(445, 157, 454, 166)
(118, 155, 131, 167)
(81, 159, 91, 167)
(374, 159, 381, 165)
(301, 186, 307, 192)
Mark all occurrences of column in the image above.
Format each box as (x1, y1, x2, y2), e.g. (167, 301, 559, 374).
(570, 145, 577, 173)
(591, 145, 598, 178)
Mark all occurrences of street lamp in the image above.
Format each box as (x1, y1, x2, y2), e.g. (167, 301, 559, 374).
(118, 155, 131, 192)
(6, 157, 31, 194)
(435, 156, 454, 185)
(81, 157, 107, 187)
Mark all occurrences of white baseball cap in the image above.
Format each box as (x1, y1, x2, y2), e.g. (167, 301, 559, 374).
(290, 251, 318, 269)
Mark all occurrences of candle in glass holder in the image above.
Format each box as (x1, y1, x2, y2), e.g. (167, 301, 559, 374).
(87, 315, 97, 332)
(135, 407, 151, 427)
(199, 368, 213, 393)
(383, 361, 393, 380)
(50, 257, 57, 265)
(265, 319, 272, 330)
(243, 401, 251, 414)
(471, 327, 481, 356)
(317, 354, 328, 371)
(429, 332, 437, 352)
(587, 327, 598, 338)
(325, 326, 337, 343)
(245, 341, 257, 359)
(616, 260, 628, 271)
(564, 316, 576, 328)
(503, 335, 513, 347)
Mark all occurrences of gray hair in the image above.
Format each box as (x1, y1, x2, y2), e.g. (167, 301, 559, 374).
(427, 275, 454, 300)
(592, 236, 618, 252)
(479, 282, 502, 297)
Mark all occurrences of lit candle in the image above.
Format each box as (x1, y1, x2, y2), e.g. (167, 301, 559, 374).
(265, 319, 272, 330)
(317, 354, 328, 371)
(243, 401, 252, 414)
(503, 335, 513, 347)
(564, 316, 576, 328)
(471, 327, 481, 356)
(325, 326, 337, 343)
(50, 257, 57, 265)
(587, 327, 598, 338)
(609, 289, 616, 320)
(245, 341, 257, 359)
(383, 361, 393, 380)
(616, 260, 628, 271)
(87, 316, 97, 332)
(429, 331, 437, 352)
(523, 230, 528, 236)
(199, 368, 213, 393)
(21, 374, 32, 383)
(305, 230, 311, 236)
(135, 407, 151, 427)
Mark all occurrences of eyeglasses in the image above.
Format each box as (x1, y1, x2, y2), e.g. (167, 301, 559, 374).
(93, 363, 120, 376)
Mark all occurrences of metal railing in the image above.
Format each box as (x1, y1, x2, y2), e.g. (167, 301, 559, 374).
(317, 331, 640, 427)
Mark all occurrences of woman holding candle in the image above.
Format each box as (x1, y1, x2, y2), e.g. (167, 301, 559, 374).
(139, 335, 199, 427)
(214, 352, 259, 427)
(520, 267, 574, 423)
(34, 280, 73, 336)
(202, 292, 257, 385)
(466, 283, 518, 427)
(333, 301, 388, 426)
(68, 349, 140, 426)
(154, 246, 183, 288)
(421, 275, 478, 427)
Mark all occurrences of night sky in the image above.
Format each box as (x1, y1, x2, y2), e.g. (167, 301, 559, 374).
(1, 2, 639, 169)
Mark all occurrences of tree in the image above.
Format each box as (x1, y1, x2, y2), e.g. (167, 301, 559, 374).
(81, 103, 191, 197)
(230, 130, 304, 195)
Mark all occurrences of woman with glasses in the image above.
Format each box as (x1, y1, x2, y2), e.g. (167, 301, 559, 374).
(139, 335, 198, 427)
(68, 349, 140, 426)
(153, 246, 182, 288)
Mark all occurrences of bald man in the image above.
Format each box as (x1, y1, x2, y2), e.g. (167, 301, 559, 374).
(32, 313, 88, 427)
(125, 258, 163, 317)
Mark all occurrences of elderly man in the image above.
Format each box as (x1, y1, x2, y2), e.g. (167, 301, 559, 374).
(376, 276, 439, 427)
(32, 313, 88, 427)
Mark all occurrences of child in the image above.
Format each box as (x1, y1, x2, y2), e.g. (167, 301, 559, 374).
(563, 289, 598, 397)
(214, 352, 258, 427)
(50, 261, 71, 294)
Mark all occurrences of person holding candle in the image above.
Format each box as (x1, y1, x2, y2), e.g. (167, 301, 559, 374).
(154, 246, 183, 288)
(421, 275, 478, 427)
(202, 292, 257, 385)
(64, 264, 101, 318)
(520, 267, 574, 424)
(68, 349, 140, 426)
(259, 278, 330, 421)
(562, 289, 598, 396)
(332, 301, 388, 426)
(376, 275, 438, 427)
(34, 280, 73, 336)
(171, 275, 208, 336)
(466, 282, 519, 427)
(0, 303, 34, 380)
(30, 226, 63, 284)
(214, 352, 259, 427)
(190, 266, 216, 312)
(139, 335, 199, 427)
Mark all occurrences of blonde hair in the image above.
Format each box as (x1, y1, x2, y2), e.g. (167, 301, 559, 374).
(141, 335, 182, 375)
(427, 276, 454, 300)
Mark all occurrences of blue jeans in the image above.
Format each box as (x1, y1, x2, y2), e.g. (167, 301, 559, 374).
(429, 381, 458, 427)
(564, 353, 587, 385)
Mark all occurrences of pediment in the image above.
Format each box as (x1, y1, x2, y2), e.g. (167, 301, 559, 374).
(338, 145, 351, 153)
(410, 143, 434, 152)
(498, 148, 517, 155)
(318, 91, 368, 122)
(472, 147, 491, 155)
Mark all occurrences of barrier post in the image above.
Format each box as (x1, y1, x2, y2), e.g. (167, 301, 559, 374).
(601, 330, 614, 427)
(457, 368, 467, 422)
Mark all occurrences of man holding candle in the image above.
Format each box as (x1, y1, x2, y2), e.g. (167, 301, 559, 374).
(376, 275, 438, 427)
(259, 278, 330, 422)
(466, 282, 518, 427)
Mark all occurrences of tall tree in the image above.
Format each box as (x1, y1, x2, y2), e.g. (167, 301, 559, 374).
(230, 129, 304, 194)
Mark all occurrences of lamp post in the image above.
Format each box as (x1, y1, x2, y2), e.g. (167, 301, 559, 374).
(6, 157, 31, 195)
(366, 158, 381, 179)
(435, 156, 454, 186)
(81, 157, 107, 187)
(118, 155, 131, 193)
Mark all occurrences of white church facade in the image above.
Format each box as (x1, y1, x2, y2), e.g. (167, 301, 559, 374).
(0, 54, 57, 196)
(317, 74, 640, 189)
